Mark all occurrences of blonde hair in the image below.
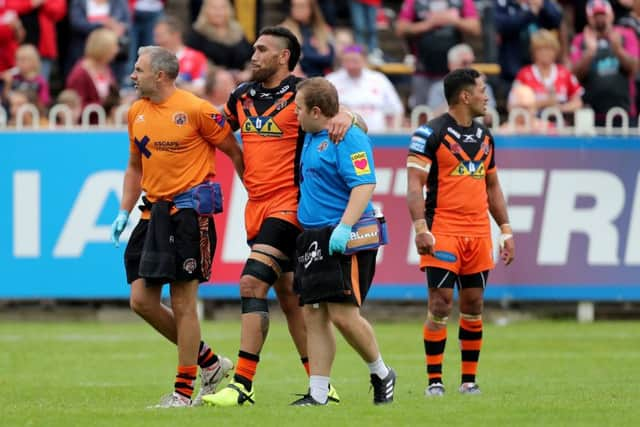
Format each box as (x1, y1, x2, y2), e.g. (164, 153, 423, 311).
(280, 0, 332, 51)
(85, 28, 119, 62)
(16, 44, 42, 74)
(193, 0, 247, 45)
(530, 29, 560, 53)
(56, 89, 82, 108)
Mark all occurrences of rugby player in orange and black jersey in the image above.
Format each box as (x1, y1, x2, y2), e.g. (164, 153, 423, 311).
(406, 68, 514, 398)
(205, 26, 355, 407)
(224, 74, 304, 208)
(408, 112, 496, 239)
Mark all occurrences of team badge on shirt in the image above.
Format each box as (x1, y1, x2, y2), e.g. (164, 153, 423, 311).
(173, 112, 188, 126)
(351, 151, 371, 175)
(317, 140, 328, 152)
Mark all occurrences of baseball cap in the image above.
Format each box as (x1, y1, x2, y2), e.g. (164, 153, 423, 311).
(586, 0, 612, 17)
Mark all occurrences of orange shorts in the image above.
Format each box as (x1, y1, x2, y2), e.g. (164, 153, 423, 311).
(244, 189, 301, 242)
(420, 234, 494, 275)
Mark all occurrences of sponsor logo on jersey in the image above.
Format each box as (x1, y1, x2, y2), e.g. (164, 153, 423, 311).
(298, 240, 323, 269)
(134, 135, 151, 158)
(462, 134, 478, 143)
(276, 84, 290, 95)
(317, 140, 328, 152)
(173, 112, 187, 126)
(434, 251, 457, 263)
(351, 151, 371, 175)
(242, 116, 283, 136)
(410, 135, 427, 152)
(451, 161, 486, 178)
(274, 97, 289, 111)
(135, 114, 144, 123)
(153, 140, 180, 152)
(447, 127, 461, 139)
(416, 125, 433, 137)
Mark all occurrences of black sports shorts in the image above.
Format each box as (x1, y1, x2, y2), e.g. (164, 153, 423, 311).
(250, 217, 300, 272)
(124, 209, 217, 285)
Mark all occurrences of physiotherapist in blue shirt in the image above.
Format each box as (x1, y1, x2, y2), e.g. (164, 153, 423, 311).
(290, 77, 396, 407)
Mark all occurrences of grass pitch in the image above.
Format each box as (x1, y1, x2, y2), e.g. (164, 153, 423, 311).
(1, 318, 638, 427)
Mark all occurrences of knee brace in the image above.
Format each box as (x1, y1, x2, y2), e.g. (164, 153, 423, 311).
(241, 250, 285, 286)
(241, 297, 269, 314)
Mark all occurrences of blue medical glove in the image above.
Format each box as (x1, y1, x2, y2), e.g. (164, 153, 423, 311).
(329, 223, 352, 255)
(111, 209, 129, 247)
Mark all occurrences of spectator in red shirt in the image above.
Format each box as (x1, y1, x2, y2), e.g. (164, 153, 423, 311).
(396, 0, 480, 108)
(154, 15, 208, 96)
(68, 0, 130, 86)
(0, 6, 23, 73)
(515, 29, 584, 115)
(8, 0, 66, 81)
(65, 28, 120, 123)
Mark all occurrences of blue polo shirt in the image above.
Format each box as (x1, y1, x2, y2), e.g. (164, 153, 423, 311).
(298, 126, 376, 229)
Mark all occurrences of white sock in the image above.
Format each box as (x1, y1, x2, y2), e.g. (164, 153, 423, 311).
(309, 375, 329, 404)
(367, 355, 389, 379)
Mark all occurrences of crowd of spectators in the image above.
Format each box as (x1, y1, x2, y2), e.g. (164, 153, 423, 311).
(1, 0, 639, 131)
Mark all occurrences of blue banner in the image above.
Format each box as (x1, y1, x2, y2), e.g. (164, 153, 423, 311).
(2, 131, 639, 300)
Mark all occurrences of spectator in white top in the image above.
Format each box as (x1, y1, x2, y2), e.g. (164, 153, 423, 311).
(427, 43, 496, 122)
(325, 44, 404, 133)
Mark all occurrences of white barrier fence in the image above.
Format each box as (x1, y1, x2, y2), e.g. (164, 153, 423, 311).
(1, 103, 639, 136)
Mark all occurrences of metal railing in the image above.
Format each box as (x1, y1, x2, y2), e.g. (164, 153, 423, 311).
(0, 103, 638, 136)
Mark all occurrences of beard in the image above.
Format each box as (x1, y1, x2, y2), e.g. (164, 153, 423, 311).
(251, 63, 277, 83)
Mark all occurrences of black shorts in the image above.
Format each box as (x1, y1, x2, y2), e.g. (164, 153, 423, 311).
(425, 267, 489, 290)
(124, 209, 217, 285)
(250, 217, 300, 272)
(297, 249, 378, 306)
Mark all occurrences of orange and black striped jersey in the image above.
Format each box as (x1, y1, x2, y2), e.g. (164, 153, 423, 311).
(224, 75, 304, 201)
(407, 113, 496, 237)
(128, 89, 232, 202)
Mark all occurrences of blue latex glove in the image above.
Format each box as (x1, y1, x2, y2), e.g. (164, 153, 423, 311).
(329, 223, 352, 255)
(111, 209, 129, 247)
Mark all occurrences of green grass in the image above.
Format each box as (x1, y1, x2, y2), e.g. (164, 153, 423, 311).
(1, 319, 639, 426)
